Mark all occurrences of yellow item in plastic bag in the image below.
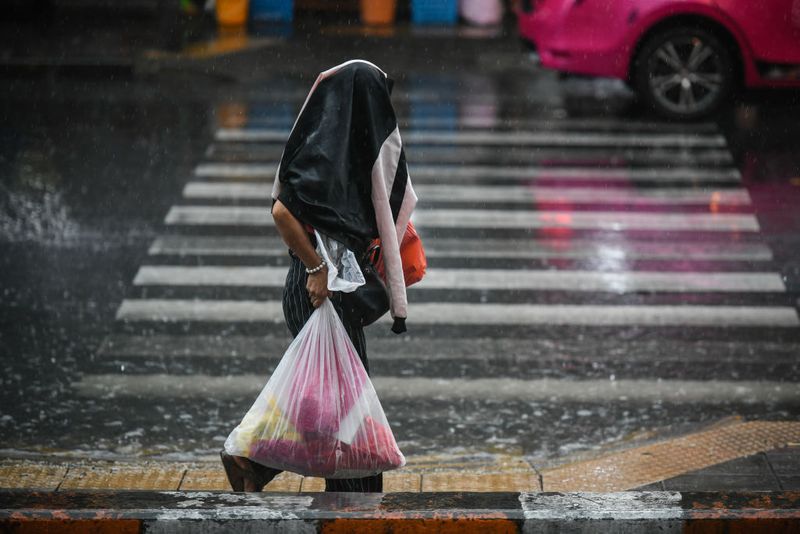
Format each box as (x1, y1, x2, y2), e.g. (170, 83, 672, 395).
(231, 395, 301, 452)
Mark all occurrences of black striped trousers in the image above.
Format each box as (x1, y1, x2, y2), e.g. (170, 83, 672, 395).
(279, 251, 383, 492)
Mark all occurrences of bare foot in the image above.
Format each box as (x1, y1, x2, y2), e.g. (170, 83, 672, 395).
(242, 477, 258, 492)
(233, 456, 259, 492)
(232, 455, 250, 470)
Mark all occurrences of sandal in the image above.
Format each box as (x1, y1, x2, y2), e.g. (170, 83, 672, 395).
(220, 450, 279, 492)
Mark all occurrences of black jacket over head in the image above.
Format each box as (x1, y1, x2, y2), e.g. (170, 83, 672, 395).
(272, 60, 417, 330)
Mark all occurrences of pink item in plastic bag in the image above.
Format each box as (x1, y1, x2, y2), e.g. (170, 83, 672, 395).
(344, 416, 405, 469)
(224, 299, 405, 479)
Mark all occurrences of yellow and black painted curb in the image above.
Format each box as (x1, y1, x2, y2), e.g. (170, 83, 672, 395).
(2, 489, 800, 533)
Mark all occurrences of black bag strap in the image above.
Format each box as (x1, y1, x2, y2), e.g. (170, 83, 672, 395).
(363, 240, 382, 267)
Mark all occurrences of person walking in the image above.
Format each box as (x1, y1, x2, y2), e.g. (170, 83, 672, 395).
(221, 59, 417, 492)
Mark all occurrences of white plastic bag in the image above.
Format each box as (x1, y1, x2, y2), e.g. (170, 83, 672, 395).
(314, 230, 365, 293)
(223, 299, 405, 478)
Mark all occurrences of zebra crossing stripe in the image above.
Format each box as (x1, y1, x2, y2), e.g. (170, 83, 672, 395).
(412, 209, 760, 232)
(147, 235, 774, 261)
(195, 163, 276, 177)
(193, 163, 741, 182)
(132, 266, 786, 293)
(164, 206, 269, 226)
(115, 299, 799, 326)
(72, 374, 800, 402)
(215, 128, 727, 147)
(414, 184, 750, 204)
(184, 182, 271, 199)
(424, 238, 773, 261)
(163, 206, 760, 231)
(206, 145, 735, 166)
(244, 115, 720, 133)
(410, 165, 740, 182)
(183, 182, 752, 206)
(116, 299, 283, 323)
(133, 266, 288, 286)
(148, 236, 287, 256)
(203, 89, 538, 103)
(420, 269, 784, 292)
(96, 333, 292, 358)
(97, 333, 800, 361)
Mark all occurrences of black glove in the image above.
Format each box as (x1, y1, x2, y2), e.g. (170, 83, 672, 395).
(391, 317, 407, 334)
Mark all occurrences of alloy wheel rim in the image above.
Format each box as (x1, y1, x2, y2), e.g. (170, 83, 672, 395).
(648, 35, 724, 115)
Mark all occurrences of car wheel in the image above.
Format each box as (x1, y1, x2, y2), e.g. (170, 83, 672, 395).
(634, 26, 734, 120)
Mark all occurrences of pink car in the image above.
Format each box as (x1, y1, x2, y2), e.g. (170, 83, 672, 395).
(517, 0, 800, 119)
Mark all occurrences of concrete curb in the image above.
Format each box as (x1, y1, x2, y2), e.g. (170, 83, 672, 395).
(2, 490, 799, 533)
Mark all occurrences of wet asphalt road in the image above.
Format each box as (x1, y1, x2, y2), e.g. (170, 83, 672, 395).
(1, 44, 799, 465)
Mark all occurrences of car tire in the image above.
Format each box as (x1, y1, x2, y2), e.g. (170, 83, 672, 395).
(634, 26, 735, 120)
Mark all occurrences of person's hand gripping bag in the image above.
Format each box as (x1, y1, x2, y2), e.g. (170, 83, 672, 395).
(223, 299, 405, 478)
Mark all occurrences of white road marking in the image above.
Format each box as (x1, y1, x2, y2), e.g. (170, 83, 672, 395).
(207, 145, 734, 165)
(244, 115, 719, 132)
(193, 163, 741, 182)
(195, 163, 277, 177)
(73, 374, 800, 403)
(418, 269, 785, 292)
(148, 235, 287, 256)
(215, 128, 727, 147)
(115, 299, 799, 327)
(412, 209, 760, 232)
(116, 299, 284, 323)
(96, 334, 800, 362)
(163, 206, 760, 232)
(183, 181, 752, 206)
(409, 165, 740, 182)
(164, 206, 270, 226)
(147, 235, 774, 261)
(410, 184, 750, 204)
(133, 266, 786, 293)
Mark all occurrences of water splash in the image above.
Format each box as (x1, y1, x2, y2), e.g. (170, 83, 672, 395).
(0, 147, 81, 245)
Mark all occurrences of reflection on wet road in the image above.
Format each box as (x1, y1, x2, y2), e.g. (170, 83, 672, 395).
(1, 69, 799, 463)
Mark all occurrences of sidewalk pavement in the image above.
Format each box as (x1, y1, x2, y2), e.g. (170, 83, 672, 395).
(5, 417, 798, 493)
(2, 418, 799, 530)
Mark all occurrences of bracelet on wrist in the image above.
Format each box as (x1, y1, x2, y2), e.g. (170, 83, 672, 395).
(305, 260, 327, 274)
